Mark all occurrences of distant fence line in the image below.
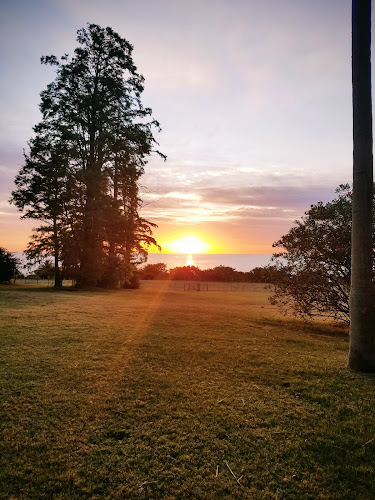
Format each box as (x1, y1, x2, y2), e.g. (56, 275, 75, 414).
(168, 282, 270, 292)
(183, 283, 208, 291)
(14, 278, 74, 287)
(13, 278, 271, 292)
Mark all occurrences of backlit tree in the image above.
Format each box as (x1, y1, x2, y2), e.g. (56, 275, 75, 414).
(12, 24, 163, 288)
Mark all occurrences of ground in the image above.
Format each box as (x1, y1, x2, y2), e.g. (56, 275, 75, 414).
(1, 282, 374, 499)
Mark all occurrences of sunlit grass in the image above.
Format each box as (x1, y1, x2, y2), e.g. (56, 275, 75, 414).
(1, 283, 374, 499)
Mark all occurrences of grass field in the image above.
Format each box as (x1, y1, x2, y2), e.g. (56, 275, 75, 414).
(1, 282, 375, 499)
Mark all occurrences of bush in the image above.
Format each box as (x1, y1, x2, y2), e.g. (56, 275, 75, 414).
(123, 267, 141, 289)
(269, 185, 374, 322)
(0, 248, 20, 283)
(139, 263, 169, 280)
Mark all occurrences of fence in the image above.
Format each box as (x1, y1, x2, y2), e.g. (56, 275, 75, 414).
(168, 281, 271, 292)
(14, 278, 74, 287)
(12, 278, 271, 292)
(183, 282, 208, 291)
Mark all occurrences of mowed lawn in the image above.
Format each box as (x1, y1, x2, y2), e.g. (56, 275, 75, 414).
(1, 283, 375, 499)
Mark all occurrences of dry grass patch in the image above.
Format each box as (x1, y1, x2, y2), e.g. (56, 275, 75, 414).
(0, 283, 374, 499)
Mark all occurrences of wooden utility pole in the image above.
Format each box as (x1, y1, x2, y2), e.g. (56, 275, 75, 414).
(349, 0, 375, 371)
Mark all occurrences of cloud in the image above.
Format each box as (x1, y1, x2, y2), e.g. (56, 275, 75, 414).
(141, 182, 337, 228)
(0, 0, 355, 254)
(195, 185, 336, 208)
(144, 191, 202, 201)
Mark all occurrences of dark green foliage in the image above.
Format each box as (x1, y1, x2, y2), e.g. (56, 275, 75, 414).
(169, 265, 202, 281)
(139, 263, 275, 282)
(0, 248, 19, 283)
(123, 266, 141, 289)
(245, 265, 278, 283)
(270, 184, 375, 322)
(200, 265, 241, 282)
(139, 263, 169, 280)
(11, 121, 70, 287)
(168, 265, 242, 281)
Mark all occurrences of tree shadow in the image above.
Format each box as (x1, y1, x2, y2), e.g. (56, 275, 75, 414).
(261, 316, 349, 340)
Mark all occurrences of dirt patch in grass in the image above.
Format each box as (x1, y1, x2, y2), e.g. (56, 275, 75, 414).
(0, 283, 374, 499)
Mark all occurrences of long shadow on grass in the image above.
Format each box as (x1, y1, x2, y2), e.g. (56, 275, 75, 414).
(0, 284, 120, 296)
(261, 316, 349, 340)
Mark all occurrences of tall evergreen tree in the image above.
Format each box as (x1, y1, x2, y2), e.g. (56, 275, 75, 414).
(349, 0, 375, 371)
(100, 118, 163, 287)
(11, 122, 71, 287)
(12, 24, 163, 288)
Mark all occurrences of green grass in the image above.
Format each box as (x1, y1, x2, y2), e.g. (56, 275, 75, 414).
(1, 282, 374, 499)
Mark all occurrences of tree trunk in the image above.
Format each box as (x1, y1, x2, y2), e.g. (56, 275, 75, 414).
(53, 217, 62, 288)
(349, 0, 375, 371)
(78, 127, 102, 288)
(79, 175, 98, 287)
(109, 155, 119, 259)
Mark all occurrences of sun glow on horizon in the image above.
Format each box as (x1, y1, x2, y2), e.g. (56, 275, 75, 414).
(186, 254, 194, 266)
(163, 235, 211, 254)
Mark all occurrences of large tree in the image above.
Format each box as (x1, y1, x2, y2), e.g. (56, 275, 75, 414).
(12, 24, 162, 288)
(349, 0, 375, 371)
(101, 121, 162, 288)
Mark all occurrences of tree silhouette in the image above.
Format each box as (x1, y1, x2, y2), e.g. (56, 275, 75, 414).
(12, 24, 162, 288)
(0, 248, 19, 283)
(11, 122, 71, 287)
(270, 186, 358, 322)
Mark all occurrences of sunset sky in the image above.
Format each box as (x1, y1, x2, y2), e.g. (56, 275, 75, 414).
(0, 0, 364, 254)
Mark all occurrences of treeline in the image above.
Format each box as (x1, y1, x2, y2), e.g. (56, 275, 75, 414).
(139, 263, 277, 283)
(11, 24, 163, 289)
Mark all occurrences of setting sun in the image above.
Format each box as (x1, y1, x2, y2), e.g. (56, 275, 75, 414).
(163, 235, 211, 254)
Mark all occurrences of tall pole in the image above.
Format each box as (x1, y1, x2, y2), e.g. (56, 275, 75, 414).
(349, 0, 375, 371)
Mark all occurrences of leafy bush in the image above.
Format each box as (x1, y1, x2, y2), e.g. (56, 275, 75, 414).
(139, 263, 169, 280)
(270, 185, 375, 322)
(0, 248, 20, 283)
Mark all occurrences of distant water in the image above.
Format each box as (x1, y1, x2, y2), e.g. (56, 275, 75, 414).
(145, 254, 273, 272)
(14, 252, 273, 273)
